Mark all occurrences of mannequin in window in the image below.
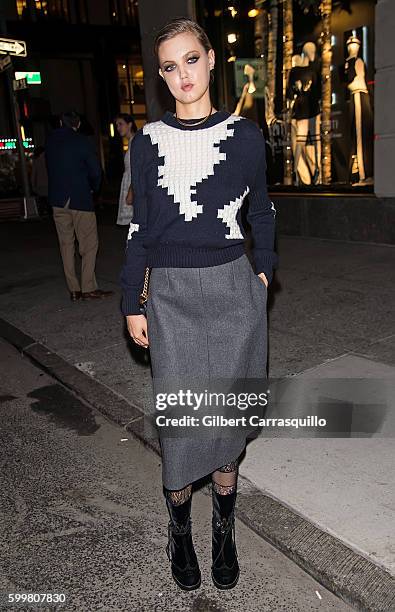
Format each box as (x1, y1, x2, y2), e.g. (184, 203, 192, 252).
(287, 54, 313, 185)
(344, 36, 373, 185)
(286, 42, 322, 185)
(234, 63, 258, 122)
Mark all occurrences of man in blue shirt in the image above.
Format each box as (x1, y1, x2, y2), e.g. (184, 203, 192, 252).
(46, 110, 113, 301)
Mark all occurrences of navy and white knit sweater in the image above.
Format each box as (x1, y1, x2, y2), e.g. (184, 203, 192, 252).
(120, 110, 278, 315)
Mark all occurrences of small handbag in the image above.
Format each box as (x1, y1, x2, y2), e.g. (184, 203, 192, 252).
(139, 267, 151, 316)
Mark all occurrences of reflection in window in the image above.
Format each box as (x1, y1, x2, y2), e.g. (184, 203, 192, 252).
(117, 60, 146, 128)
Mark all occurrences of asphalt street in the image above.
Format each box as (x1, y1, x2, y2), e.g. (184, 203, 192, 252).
(0, 338, 353, 612)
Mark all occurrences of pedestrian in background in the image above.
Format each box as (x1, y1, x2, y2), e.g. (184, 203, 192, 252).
(45, 110, 113, 302)
(115, 113, 138, 226)
(31, 146, 50, 217)
(120, 19, 277, 591)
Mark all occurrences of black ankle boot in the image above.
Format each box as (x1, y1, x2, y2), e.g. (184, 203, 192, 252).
(165, 494, 201, 591)
(211, 487, 240, 589)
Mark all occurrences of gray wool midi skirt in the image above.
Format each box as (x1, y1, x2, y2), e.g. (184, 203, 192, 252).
(146, 253, 268, 491)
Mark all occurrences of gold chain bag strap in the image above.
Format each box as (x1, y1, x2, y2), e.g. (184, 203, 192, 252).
(139, 267, 151, 315)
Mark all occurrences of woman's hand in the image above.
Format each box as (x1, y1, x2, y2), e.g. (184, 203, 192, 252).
(125, 186, 133, 206)
(126, 314, 149, 348)
(258, 272, 268, 288)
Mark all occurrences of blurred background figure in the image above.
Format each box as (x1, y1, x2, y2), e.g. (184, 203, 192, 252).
(115, 113, 138, 226)
(31, 146, 50, 218)
(45, 110, 113, 302)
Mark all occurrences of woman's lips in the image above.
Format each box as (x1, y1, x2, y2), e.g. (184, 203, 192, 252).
(181, 83, 194, 92)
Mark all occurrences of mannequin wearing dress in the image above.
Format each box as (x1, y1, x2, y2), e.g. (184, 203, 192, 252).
(287, 54, 313, 185)
(286, 42, 322, 185)
(344, 36, 373, 185)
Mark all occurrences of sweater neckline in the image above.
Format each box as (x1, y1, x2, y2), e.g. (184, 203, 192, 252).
(161, 109, 231, 130)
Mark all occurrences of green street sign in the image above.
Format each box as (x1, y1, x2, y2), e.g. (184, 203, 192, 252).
(234, 58, 266, 98)
(15, 71, 42, 85)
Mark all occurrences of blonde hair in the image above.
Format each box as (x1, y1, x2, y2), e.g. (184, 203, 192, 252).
(154, 17, 213, 57)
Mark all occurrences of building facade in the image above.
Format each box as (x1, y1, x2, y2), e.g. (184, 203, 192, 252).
(1, 0, 394, 214)
(0, 0, 146, 195)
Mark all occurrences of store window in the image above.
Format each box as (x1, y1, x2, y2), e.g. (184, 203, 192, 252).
(199, 0, 375, 192)
(16, 0, 28, 18)
(117, 60, 146, 129)
(33, 0, 48, 17)
(34, 0, 71, 20)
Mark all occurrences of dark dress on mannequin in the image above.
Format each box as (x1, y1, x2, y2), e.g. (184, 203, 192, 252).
(286, 62, 321, 121)
(344, 56, 373, 181)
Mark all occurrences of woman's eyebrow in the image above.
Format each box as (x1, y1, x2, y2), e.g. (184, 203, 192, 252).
(162, 50, 201, 66)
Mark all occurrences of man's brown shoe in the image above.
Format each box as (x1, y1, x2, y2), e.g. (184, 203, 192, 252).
(82, 289, 114, 300)
(70, 291, 82, 302)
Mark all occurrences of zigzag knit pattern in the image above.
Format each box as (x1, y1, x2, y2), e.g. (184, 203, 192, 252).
(143, 116, 242, 222)
(127, 222, 139, 241)
(217, 187, 250, 239)
(120, 110, 278, 315)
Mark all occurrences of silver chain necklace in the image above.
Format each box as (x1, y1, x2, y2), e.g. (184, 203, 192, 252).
(175, 104, 213, 127)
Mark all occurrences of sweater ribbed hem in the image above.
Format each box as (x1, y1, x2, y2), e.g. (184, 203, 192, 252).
(146, 244, 246, 268)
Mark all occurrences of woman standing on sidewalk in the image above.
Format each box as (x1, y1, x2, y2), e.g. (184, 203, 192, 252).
(120, 18, 278, 591)
(115, 113, 137, 226)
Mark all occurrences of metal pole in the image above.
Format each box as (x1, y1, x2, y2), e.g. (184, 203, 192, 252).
(5, 70, 31, 199)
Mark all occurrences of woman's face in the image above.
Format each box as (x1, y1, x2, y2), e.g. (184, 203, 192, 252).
(115, 118, 132, 138)
(158, 32, 215, 106)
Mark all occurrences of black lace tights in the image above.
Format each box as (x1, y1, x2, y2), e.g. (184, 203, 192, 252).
(211, 459, 239, 495)
(165, 459, 239, 505)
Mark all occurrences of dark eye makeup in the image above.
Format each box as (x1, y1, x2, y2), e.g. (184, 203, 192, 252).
(163, 55, 200, 72)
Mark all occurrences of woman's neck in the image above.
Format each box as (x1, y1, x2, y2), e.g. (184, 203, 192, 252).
(175, 95, 215, 120)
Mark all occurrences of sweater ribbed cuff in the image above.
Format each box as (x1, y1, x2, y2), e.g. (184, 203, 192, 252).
(254, 252, 279, 285)
(121, 290, 142, 316)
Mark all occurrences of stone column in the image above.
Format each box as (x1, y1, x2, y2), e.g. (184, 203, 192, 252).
(375, 0, 395, 197)
(138, 0, 196, 121)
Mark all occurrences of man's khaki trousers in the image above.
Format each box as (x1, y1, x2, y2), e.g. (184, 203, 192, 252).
(53, 206, 98, 293)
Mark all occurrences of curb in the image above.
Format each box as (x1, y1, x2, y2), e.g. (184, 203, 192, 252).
(1, 316, 394, 612)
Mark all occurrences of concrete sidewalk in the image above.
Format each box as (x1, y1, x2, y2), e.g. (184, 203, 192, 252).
(0, 211, 394, 610)
(2, 338, 353, 611)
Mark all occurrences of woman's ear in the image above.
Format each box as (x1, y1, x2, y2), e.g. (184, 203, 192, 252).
(158, 68, 165, 80)
(208, 48, 215, 71)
